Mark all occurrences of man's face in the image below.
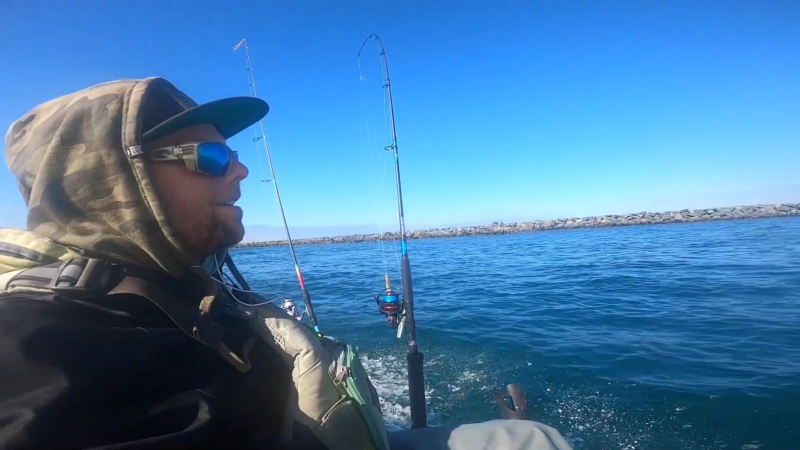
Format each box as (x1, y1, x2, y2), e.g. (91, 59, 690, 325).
(145, 124, 249, 261)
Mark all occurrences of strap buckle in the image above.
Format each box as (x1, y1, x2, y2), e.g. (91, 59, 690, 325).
(48, 258, 114, 294)
(193, 312, 225, 347)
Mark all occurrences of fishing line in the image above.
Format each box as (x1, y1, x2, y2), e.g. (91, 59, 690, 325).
(375, 37, 403, 274)
(360, 51, 397, 283)
(359, 42, 403, 283)
(365, 119, 389, 277)
(382, 81, 402, 274)
(359, 74, 391, 283)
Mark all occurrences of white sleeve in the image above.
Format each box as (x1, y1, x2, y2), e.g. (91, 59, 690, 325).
(387, 420, 573, 450)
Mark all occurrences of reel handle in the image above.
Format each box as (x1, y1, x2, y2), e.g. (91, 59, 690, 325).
(493, 383, 530, 420)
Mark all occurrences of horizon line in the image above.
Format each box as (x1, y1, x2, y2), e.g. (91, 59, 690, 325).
(238, 201, 799, 245)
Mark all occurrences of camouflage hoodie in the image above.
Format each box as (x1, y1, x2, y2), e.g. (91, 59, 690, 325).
(3, 78, 205, 277)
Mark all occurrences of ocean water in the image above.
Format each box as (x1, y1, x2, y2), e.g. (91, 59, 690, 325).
(231, 217, 800, 449)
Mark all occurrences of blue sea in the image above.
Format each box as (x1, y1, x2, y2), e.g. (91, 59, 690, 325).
(231, 217, 800, 449)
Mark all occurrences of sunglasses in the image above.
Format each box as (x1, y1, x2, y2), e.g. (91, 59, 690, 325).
(148, 142, 238, 177)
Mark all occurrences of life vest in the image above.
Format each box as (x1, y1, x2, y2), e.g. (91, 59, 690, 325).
(0, 230, 390, 450)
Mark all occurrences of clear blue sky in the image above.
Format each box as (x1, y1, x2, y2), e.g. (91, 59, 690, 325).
(2, 1, 799, 238)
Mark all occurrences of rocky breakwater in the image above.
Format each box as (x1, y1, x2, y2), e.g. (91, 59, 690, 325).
(236, 203, 800, 248)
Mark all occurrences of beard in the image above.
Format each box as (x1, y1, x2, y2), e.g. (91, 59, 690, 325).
(174, 214, 245, 262)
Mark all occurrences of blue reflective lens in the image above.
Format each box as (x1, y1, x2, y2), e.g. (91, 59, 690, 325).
(196, 143, 232, 176)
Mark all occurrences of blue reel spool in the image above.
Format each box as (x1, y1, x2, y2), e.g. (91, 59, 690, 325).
(383, 291, 400, 303)
(376, 287, 404, 328)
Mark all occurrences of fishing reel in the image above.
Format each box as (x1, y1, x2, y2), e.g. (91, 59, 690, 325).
(281, 298, 307, 322)
(375, 275, 407, 338)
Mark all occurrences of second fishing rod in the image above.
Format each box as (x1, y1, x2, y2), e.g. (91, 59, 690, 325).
(234, 38, 322, 338)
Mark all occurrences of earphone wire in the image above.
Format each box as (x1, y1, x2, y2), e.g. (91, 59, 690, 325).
(213, 253, 276, 307)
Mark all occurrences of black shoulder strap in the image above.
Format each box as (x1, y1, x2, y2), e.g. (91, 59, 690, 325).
(6, 258, 113, 293)
(7, 258, 252, 373)
(108, 274, 253, 373)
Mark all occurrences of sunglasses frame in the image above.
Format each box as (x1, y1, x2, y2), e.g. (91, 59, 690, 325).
(148, 142, 238, 177)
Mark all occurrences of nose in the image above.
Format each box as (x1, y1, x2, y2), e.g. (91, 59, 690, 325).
(226, 158, 249, 183)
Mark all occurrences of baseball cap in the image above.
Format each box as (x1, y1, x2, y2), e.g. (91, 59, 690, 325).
(140, 79, 269, 143)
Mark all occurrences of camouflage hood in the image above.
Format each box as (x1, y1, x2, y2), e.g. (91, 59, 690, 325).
(4, 78, 204, 277)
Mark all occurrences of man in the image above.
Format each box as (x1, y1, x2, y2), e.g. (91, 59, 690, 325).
(0, 78, 572, 450)
(0, 78, 336, 449)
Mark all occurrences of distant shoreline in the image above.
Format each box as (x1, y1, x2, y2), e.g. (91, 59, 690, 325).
(235, 203, 799, 248)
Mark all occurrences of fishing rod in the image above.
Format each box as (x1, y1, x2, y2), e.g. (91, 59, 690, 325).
(358, 34, 427, 429)
(233, 39, 322, 338)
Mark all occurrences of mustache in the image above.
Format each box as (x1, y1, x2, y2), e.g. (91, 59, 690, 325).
(216, 185, 241, 205)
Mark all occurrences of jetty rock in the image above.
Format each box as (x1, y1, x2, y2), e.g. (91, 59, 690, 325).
(235, 203, 800, 248)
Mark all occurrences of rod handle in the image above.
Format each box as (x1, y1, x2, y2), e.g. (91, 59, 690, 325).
(407, 351, 427, 428)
